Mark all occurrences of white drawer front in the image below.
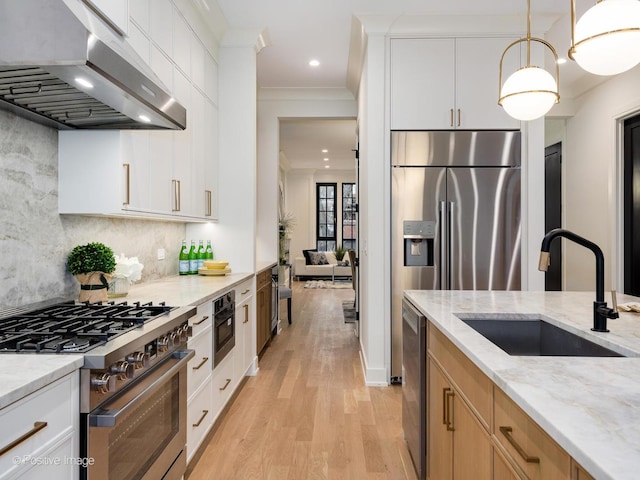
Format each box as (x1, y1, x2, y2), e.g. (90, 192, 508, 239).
(0, 373, 78, 479)
(212, 351, 234, 420)
(235, 279, 253, 305)
(190, 302, 212, 338)
(187, 326, 213, 398)
(186, 378, 213, 463)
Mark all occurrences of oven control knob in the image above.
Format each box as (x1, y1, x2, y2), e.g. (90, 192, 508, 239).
(176, 325, 189, 342)
(109, 361, 134, 380)
(126, 351, 148, 369)
(91, 372, 114, 394)
(168, 331, 178, 346)
(157, 335, 170, 352)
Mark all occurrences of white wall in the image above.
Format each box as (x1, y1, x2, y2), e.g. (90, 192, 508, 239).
(563, 66, 640, 292)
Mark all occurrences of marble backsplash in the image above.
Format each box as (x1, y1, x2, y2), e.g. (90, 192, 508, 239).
(0, 110, 185, 309)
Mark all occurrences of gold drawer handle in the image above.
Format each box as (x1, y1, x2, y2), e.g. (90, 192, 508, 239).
(243, 304, 249, 323)
(241, 289, 250, 295)
(445, 389, 455, 431)
(192, 357, 209, 370)
(192, 410, 209, 427)
(194, 315, 209, 326)
(219, 378, 231, 391)
(499, 426, 540, 464)
(0, 421, 48, 456)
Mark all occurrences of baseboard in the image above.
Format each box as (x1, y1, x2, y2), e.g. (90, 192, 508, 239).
(358, 348, 389, 386)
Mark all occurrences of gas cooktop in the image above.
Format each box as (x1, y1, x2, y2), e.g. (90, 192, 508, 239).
(0, 301, 173, 354)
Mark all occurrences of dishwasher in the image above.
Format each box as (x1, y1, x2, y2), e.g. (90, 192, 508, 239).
(402, 297, 427, 480)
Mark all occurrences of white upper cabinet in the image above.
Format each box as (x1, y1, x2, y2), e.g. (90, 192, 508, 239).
(390, 37, 521, 130)
(173, 13, 191, 76)
(83, 0, 129, 35)
(150, 0, 173, 57)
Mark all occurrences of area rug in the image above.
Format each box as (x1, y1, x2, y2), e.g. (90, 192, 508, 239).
(342, 300, 357, 323)
(304, 280, 352, 289)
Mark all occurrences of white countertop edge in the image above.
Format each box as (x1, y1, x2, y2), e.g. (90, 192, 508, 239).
(0, 355, 83, 409)
(404, 290, 640, 480)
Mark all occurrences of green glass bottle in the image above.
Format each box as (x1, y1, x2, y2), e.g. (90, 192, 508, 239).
(197, 240, 206, 269)
(179, 240, 189, 275)
(206, 240, 214, 260)
(188, 240, 198, 274)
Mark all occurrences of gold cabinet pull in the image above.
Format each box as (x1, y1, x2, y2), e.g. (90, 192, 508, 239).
(499, 426, 540, 464)
(442, 387, 449, 425)
(445, 389, 455, 431)
(192, 356, 209, 370)
(450, 108, 454, 127)
(122, 163, 130, 206)
(205, 189, 212, 217)
(241, 289, 250, 295)
(243, 304, 249, 323)
(457, 108, 461, 127)
(194, 315, 209, 326)
(219, 378, 232, 391)
(172, 179, 181, 211)
(0, 421, 47, 456)
(192, 410, 209, 427)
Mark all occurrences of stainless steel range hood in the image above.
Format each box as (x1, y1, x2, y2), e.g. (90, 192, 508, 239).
(0, 0, 186, 130)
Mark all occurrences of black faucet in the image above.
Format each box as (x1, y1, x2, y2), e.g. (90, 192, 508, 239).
(538, 228, 618, 332)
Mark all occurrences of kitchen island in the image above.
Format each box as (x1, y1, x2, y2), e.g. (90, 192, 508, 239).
(405, 290, 640, 480)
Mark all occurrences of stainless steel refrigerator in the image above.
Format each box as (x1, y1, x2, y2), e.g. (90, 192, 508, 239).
(392, 130, 521, 380)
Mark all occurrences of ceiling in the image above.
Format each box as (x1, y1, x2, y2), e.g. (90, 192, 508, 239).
(211, 0, 585, 171)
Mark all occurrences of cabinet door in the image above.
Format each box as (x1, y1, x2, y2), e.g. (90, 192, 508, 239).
(172, 68, 193, 216)
(455, 37, 521, 130)
(204, 98, 219, 219)
(390, 38, 455, 130)
(121, 131, 150, 212)
(190, 87, 206, 217)
(428, 361, 453, 480)
(452, 391, 491, 480)
(150, 0, 173, 57)
(256, 286, 271, 355)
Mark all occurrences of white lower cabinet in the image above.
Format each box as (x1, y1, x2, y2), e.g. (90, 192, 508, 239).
(233, 278, 255, 386)
(211, 351, 234, 422)
(0, 372, 79, 480)
(186, 377, 213, 464)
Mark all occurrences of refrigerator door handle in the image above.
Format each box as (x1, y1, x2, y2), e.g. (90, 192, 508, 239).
(448, 201, 455, 290)
(439, 200, 447, 290)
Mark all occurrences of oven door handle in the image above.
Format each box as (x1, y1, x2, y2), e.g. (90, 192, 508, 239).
(89, 349, 194, 428)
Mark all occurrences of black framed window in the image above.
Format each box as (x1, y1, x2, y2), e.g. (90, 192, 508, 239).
(316, 183, 336, 252)
(342, 183, 357, 250)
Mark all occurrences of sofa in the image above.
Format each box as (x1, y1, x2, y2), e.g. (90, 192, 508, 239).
(293, 251, 352, 280)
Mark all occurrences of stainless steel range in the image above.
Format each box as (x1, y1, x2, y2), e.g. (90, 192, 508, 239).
(0, 300, 196, 480)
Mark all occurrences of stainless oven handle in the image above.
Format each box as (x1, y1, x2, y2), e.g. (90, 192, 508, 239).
(89, 349, 194, 428)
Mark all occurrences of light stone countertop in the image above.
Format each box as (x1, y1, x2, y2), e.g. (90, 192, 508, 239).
(0, 272, 254, 410)
(404, 290, 640, 480)
(0, 355, 83, 410)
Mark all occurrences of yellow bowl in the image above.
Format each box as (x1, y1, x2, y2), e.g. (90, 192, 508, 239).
(204, 260, 229, 269)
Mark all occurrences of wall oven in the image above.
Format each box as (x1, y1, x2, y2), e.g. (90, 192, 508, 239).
(213, 290, 235, 367)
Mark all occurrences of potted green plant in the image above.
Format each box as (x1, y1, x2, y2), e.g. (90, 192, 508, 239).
(334, 244, 346, 263)
(67, 242, 116, 303)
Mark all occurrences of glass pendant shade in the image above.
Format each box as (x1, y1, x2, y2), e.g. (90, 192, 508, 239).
(572, 0, 640, 75)
(500, 66, 558, 121)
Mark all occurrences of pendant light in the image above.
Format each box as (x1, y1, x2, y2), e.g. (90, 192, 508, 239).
(569, 0, 640, 76)
(498, 0, 560, 121)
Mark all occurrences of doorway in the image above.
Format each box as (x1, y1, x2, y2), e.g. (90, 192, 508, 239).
(624, 114, 640, 296)
(544, 142, 562, 291)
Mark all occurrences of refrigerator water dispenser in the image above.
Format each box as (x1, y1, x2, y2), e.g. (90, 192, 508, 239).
(403, 221, 435, 267)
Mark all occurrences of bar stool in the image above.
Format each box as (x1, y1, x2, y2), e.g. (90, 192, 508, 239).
(279, 286, 292, 324)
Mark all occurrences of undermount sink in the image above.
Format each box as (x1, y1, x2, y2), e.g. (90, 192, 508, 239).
(458, 315, 625, 357)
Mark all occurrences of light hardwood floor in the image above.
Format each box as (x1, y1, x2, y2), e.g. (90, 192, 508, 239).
(187, 279, 418, 480)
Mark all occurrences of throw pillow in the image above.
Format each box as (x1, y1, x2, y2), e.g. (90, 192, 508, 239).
(303, 249, 317, 265)
(309, 251, 329, 265)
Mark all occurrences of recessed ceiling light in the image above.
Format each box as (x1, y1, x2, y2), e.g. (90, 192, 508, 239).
(557, 57, 567, 65)
(324, 165, 330, 169)
(323, 158, 329, 161)
(309, 59, 320, 67)
(138, 114, 151, 123)
(322, 149, 328, 153)
(75, 77, 94, 89)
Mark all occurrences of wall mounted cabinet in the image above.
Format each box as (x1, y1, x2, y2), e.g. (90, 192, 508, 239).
(390, 37, 521, 130)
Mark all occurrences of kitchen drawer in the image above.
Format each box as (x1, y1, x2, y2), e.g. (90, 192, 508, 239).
(190, 301, 212, 338)
(235, 278, 253, 305)
(256, 269, 272, 290)
(186, 376, 213, 463)
(4, 434, 77, 480)
(493, 444, 525, 480)
(211, 351, 234, 420)
(187, 325, 212, 399)
(428, 324, 492, 428)
(0, 373, 78, 478)
(494, 386, 570, 480)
